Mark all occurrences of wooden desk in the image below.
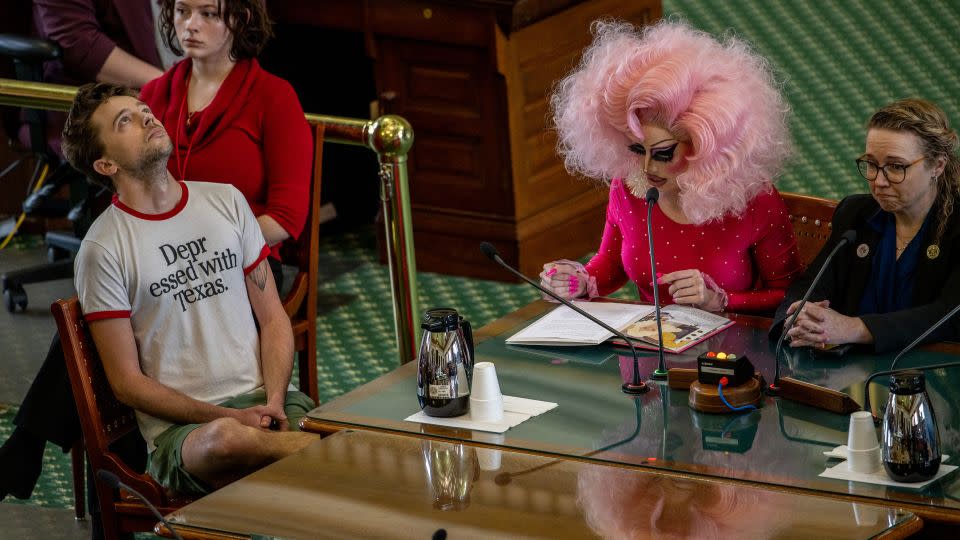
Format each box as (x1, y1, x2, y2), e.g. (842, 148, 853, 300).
(268, 0, 661, 279)
(301, 301, 960, 530)
(158, 430, 920, 539)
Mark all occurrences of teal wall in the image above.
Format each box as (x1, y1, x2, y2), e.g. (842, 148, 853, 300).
(664, 0, 960, 199)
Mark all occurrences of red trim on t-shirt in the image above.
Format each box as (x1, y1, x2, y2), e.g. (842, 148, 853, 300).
(112, 181, 189, 220)
(243, 244, 270, 275)
(84, 310, 132, 322)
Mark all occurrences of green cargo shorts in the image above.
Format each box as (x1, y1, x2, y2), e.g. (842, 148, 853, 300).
(147, 388, 315, 495)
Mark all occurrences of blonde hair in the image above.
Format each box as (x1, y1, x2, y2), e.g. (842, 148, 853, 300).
(868, 98, 960, 245)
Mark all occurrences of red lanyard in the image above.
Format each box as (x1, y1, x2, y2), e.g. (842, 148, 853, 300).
(173, 74, 200, 181)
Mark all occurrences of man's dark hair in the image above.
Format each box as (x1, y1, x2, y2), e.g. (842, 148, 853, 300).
(61, 82, 137, 191)
(159, 0, 273, 61)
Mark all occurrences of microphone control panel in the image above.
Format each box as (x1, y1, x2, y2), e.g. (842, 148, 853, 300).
(697, 351, 754, 386)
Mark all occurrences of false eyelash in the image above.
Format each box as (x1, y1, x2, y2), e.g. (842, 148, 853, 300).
(627, 143, 646, 155)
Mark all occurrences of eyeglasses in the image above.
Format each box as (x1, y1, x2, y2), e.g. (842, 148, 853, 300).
(855, 156, 925, 184)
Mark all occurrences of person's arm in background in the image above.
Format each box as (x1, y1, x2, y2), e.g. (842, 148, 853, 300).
(258, 78, 312, 247)
(726, 189, 804, 312)
(34, 0, 162, 88)
(96, 46, 162, 88)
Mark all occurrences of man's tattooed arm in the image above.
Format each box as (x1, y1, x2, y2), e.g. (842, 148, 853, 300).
(248, 261, 268, 291)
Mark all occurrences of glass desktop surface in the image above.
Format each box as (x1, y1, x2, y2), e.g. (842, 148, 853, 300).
(164, 430, 918, 540)
(306, 301, 960, 514)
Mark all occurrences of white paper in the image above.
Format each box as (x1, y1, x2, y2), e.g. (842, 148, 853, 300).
(506, 302, 654, 346)
(405, 395, 558, 433)
(824, 445, 951, 463)
(820, 449, 957, 489)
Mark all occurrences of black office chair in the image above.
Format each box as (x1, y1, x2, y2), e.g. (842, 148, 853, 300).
(0, 33, 98, 313)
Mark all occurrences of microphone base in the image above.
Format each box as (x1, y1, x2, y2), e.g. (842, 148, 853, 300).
(650, 368, 668, 380)
(622, 381, 650, 394)
(775, 377, 861, 414)
(689, 378, 761, 413)
(766, 383, 782, 396)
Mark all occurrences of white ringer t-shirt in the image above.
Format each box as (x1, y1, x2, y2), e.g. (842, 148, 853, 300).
(74, 181, 269, 450)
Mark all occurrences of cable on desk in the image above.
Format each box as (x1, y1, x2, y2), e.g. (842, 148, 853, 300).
(718, 377, 757, 412)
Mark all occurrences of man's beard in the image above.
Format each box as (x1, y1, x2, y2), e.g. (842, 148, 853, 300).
(124, 139, 172, 181)
(624, 168, 648, 199)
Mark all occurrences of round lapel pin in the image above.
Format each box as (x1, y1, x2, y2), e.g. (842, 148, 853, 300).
(927, 245, 940, 260)
(856, 243, 870, 258)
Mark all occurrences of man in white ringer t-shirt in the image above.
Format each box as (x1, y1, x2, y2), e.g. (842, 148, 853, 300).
(60, 82, 316, 495)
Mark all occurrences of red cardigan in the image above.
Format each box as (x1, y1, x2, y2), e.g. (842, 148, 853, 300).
(141, 58, 312, 259)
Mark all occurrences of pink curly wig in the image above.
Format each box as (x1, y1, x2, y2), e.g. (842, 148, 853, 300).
(552, 19, 792, 223)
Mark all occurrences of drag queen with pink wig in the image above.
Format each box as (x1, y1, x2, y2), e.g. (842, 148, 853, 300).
(540, 20, 802, 313)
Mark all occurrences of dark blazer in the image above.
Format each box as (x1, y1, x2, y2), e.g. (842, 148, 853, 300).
(771, 194, 960, 353)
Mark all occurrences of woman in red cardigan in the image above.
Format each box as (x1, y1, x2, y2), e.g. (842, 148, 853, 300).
(140, 0, 312, 288)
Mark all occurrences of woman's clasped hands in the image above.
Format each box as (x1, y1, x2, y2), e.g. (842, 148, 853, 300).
(785, 299, 873, 348)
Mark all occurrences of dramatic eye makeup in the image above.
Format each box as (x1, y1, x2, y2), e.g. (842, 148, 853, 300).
(651, 143, 679, 162)
(627, 142, 680, 162)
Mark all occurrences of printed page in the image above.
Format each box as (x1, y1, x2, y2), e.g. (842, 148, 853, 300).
(506, 301, 655, 346)
(621, 304, 733, 352)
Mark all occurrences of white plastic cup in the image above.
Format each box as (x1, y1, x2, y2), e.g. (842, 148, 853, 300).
(847, 411, 881, 473)
(470, 362, 504, 422)
(847, 411, 880, 450)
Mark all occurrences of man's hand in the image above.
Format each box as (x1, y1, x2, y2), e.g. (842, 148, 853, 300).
(259, 400, 289, 431)
(231, 404, 287, 431)
(786, 300, 873, 347)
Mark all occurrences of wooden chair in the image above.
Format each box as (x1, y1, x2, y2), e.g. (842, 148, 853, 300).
(61, 124, 325, 524)
(52, 298, 194, 540)
(780, 191, 839, 268)
(280, 123, 324, 405)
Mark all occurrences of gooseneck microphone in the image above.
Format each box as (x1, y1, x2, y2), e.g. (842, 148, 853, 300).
(645, 187, 668, 380)
(96, 470, 184, 540)
(769, 229, 857, 394)
(480, 242, 649, 394)
(889, 303, 960, 371)
(862, 301, 960, 415)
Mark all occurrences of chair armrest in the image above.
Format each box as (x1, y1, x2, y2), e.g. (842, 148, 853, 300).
(0, 34, 61, 62)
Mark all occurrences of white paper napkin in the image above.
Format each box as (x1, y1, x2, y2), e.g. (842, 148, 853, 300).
(824, 445, 951, 463)
(404, 395, 558, 433)
(820, 447, 957, 489)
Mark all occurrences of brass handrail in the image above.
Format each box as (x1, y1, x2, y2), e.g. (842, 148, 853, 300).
(0, 78, 420, 365)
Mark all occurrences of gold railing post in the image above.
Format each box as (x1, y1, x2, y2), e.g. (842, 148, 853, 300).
(1, 79, 420, 366)
(367, 115, 419, 364)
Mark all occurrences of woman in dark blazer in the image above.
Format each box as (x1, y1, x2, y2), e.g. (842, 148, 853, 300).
(772, 98, 960, 353)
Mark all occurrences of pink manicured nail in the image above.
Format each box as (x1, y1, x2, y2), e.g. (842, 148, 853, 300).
(546, 268, 557, 277)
